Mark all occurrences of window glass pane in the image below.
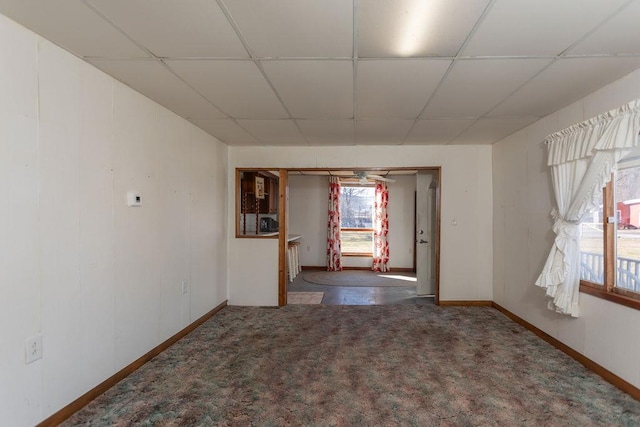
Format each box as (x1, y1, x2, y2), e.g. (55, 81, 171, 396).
(615, 166, 640, 293)
(341, 230, 373, 253)
(340, 185, 374, 253)
(579, 185, 604, 284)
(340, 186, 374, 228)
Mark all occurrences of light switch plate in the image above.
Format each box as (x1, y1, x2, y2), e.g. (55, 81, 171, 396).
(127, 192, 142, 207)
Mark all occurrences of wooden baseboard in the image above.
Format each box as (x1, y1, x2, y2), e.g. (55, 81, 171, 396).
(37, 300, 228, 427)
(301, 266, 326, 270)
(491, 302, 640, 401)
(439, 300, 492, 306)
(36, 298, 640, 425)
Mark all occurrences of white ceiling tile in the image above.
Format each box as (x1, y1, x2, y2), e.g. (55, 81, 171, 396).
(90, 60, 225, 120)
(296, 120, 355, 145)
(357, 59, 451, 119)
(358, 0, 490, 57)
(0, 0, 148, 58)
(355, 119, 413, 144)
(462, 0, 628, 56)
(423, 58, 552, 119)
(405, 119, 475, 144)
(87, 0, 248, 58)
(262, 61, 353, 118)
(166, 60, 288, 119)
(3, 0, 639, 148)
(236, 120, 306, 146)
(450, 117, 538, 145)
(570, 1, 640, 55)
(224, 0, 352, 57)
(488, 57, 640, 118)
(189, 119, 259, 146)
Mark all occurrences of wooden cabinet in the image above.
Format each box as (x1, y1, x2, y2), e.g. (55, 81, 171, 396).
(240, 171, 278, 214)
(268, 177, 278, 214)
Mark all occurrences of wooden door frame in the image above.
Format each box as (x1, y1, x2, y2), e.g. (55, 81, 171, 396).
(277, 169, 288, 306)
(278, 166, 441, 306)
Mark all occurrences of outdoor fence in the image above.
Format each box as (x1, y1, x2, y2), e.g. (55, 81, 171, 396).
(580, 251, 640, 292)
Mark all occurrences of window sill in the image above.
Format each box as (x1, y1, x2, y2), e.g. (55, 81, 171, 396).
(342, 253, 373, 257)
(580, 281, 640, 310)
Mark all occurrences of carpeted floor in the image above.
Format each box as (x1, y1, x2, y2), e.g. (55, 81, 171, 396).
(62, 305, 640, 426)
(303, 270, 417, 287)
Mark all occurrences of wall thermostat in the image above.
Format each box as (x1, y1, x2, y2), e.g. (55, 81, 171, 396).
(127, 192, 142, 207)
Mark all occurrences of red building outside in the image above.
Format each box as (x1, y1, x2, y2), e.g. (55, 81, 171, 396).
(617, 199, 640, 229)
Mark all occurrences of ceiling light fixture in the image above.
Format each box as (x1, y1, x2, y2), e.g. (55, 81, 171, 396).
(352, 171, 396, 183)
(397, 0, 435, 57)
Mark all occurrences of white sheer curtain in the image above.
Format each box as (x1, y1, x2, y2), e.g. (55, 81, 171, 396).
(536, 100, 640, 317)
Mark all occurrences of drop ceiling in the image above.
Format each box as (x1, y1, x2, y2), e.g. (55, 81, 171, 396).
(1, 0, 640, 146)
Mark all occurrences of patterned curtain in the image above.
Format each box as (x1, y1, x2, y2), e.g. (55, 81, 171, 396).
(373, 181, 390, 272)
(327, 176, 342, 271)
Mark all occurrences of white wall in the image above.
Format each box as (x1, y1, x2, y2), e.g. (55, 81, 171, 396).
(228, 145, 493, 305)
(493, 68, 640, 388)
(0, 15, 228, 425)
(289, 174, 416, 269)
(388, 175, 417, 269)
(289, 175, 328, 266)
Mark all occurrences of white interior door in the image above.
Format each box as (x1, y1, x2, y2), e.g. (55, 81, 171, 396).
(416, 171, 435, 296)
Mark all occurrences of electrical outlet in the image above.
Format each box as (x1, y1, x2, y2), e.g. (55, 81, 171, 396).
(182, 280, 188, 294)
(451, 217, 458, 226)
(25, 335, 42, 364)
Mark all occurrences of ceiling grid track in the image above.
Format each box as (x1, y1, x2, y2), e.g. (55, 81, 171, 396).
(352, 0, 359, 143)
(80, 0, 235, 122)
(215, 0, 311, 146)
(557, 0, 636, 58)
(400, 0, 497, 145)
(483, 0, 638, 122)
(11, 0, 636, 146)
(80, 0, 153, 59)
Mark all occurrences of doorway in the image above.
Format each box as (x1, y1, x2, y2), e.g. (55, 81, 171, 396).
(415, 170, 437, 298)
(281, 167, 441, 306)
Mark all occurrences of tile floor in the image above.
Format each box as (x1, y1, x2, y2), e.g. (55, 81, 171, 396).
(287, 271, 434, 306)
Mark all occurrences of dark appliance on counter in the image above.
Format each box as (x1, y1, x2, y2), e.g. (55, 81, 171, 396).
(260, 217, 279, 232)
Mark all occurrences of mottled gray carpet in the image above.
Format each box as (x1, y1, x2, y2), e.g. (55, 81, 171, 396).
(62, 305, 640, 426)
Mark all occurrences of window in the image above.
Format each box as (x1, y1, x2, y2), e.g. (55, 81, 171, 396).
(580, 155, 640, 308)
(340, 185, 374, 255)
